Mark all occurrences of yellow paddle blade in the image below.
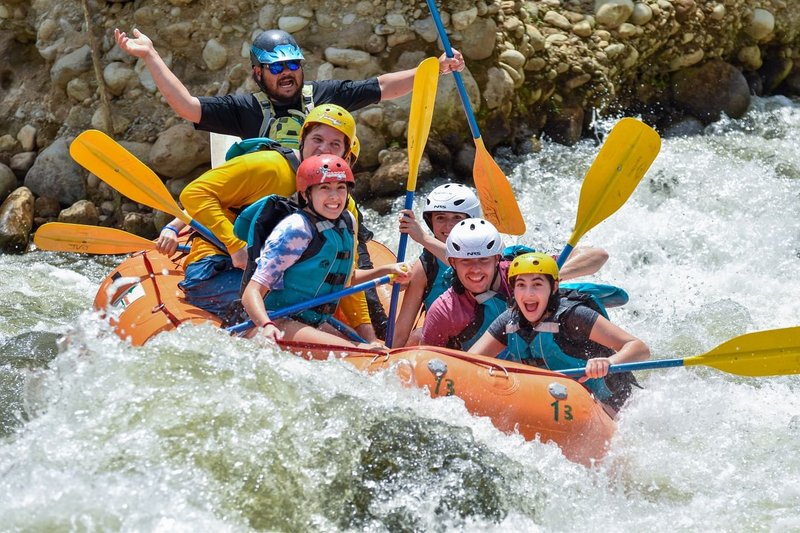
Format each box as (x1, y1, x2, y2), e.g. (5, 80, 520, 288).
(567, 117, 661, 247)
(70, 130, 189, 223)
(473, 137, 526, 235)
(34, 222, 155, 255)
(687, 326, 800, 377)
(406, 57, 439, 192)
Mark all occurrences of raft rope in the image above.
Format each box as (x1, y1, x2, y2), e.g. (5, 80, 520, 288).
(141, 251, 184, 328)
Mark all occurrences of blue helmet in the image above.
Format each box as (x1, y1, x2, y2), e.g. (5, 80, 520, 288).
(250, 29, 304, 66)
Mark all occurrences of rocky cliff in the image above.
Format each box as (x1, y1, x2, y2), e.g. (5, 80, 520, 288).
(1, 0, 799, 248)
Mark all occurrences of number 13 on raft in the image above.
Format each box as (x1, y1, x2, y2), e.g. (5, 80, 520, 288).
(426, 0, 526, 236)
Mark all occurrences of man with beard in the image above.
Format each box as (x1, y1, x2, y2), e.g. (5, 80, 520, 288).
(114, 28, 465, 148)
(116, 28, 464, 340)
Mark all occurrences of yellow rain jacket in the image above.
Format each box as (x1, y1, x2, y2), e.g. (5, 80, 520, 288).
(180, 150, 371, 328)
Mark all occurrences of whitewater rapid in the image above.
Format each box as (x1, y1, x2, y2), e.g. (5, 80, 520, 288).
(1, 97, 799, 531)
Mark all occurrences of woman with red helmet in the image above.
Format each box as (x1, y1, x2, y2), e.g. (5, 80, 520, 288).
(240, 155, 409, 346)
(172, 106, 365, 323)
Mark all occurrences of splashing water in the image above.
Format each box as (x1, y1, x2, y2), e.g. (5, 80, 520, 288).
(1, 97, 799, 531)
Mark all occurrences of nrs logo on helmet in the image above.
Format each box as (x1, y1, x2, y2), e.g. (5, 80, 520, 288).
(445, 218, 504, 259)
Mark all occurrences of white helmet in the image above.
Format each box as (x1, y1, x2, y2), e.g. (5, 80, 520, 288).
(446, 218, 504, 259)
(422, 183, 481, 230)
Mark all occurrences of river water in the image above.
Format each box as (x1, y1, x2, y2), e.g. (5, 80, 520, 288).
(1, 97, 799, 531)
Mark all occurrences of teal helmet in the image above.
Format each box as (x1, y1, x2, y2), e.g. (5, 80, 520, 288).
(250, 30, 304, 66)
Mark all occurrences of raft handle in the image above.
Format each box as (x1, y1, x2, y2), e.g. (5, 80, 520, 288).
(487, 364, 510, 380)
(369, 352, 391, 365)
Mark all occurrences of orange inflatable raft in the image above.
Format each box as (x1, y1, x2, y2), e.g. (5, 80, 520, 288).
(93, 248, 615, 465)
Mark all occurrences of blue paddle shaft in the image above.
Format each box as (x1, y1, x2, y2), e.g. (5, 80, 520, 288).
(328, 317, 368, 343)
(556, 244, 574, 269)
(385, 190, 416, 347)
(227, 275, 392, 335)
(426, 0, 480, 140)
(559, 358, 686, 377)
(188, 220, 227, 253)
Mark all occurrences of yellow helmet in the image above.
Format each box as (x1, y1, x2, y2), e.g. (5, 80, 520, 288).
(508, 252, 559, 281)
(300, 104, 356, 158)
(348, 135, 360, 165)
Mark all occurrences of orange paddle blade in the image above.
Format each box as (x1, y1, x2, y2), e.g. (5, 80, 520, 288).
(34, 222, 156, 254)
(70, 130, 189, 223)
(473, 137, 525, 235)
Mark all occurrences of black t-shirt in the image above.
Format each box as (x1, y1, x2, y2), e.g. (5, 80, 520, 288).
(487, 306, 600, 347)
(489, 301, 638, 410)
(196, 78, 382, 138)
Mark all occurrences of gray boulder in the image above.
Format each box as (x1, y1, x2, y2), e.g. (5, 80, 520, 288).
(671, 60, 751, 124)
(0, 163, 17, 202)
(50, 45, 92, 89)
(23, 139, 87, 206)
(150, 124, 210, 179)
(365, 149, 433, 196)
(122, 212, 157, 239)
(58, 200, 100, 226)
(544, 106, 585, 146)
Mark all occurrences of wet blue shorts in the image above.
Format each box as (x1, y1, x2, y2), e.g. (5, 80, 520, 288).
(179, 254, 243, 318)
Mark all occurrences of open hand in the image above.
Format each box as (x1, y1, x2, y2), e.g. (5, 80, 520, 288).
(398, 209, 426, 244)
(114, 28, 154, 59)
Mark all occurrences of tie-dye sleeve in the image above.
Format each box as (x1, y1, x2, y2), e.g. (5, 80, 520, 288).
(250, 213, 313, 289)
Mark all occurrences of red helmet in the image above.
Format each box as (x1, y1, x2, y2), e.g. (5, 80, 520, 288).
(295, 154, 354, 193)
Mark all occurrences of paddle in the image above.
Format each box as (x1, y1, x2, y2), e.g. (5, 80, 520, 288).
(556, 117, 661, 268)
(558, 326, 800, 378)
(328, 317, 368, 343)
(425, 0, 525, 236)
(33, 222, 190, 255)
(384, 57, 439, 348)
(69, 133, 385, 342)
(69, 130, 227, 252)
(227, 275, 395, 335)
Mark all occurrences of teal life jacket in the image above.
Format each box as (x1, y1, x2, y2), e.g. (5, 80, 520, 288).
(224, 136, 301, 169)
(499, 288, 638, 407)
(233, 194, 355, 326)
(559, 282, 629, 308)
(419, 249, 452, 311)
(501, 244, 536, 261)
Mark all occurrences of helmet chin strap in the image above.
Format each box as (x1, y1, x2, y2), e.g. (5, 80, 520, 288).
(301, 190, 339, 222)
(546, 281, 560, 313)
